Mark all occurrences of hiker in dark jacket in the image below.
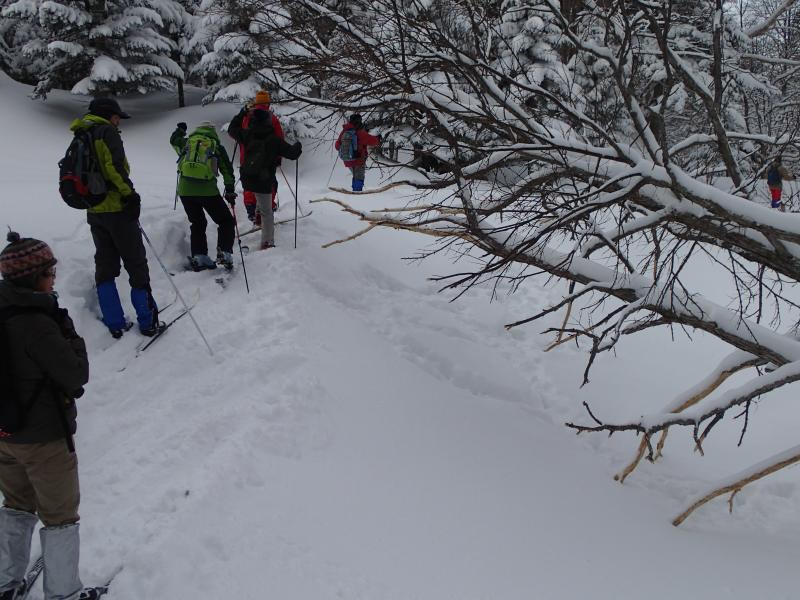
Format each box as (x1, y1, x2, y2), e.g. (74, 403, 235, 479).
(170, 121, 237, 271)
(230, 90, 285, 225)
(71, 97, 162, 338)
(765, 155, 794, 211)
(0, 233, 103, 600)
(228, 109, 302, 250)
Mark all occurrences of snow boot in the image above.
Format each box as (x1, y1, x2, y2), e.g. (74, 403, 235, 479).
(189, 254, 217, 272)
(130, 288, 161, 336)
(0, 508, 37, 597)
(96, 281, 129, 337)
(245, 202, 257, 222)
(40, 523, 82, 600)
(77, 586, 108, 600)
(109, 322, 134, 340)
(352, 179, 364, 192)
(216, 251, 234, 271)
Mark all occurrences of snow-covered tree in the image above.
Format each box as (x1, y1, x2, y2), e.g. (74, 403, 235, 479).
(192, 0, 280, 104)
(248, 0, 800, 524)
(1, 0, 184, 98)
(159, 0, 206, 106)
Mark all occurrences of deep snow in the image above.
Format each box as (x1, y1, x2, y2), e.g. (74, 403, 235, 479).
(2, 73, 800, 599)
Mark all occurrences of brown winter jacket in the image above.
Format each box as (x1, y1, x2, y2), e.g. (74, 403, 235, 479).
(0, 280, 88, 444)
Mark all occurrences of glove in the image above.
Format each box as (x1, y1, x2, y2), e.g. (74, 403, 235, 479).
(177, 122, 187, 132)
(123, 191, 141, 221)
(293, 141, 302, 157)
(224, 191, 237, 206)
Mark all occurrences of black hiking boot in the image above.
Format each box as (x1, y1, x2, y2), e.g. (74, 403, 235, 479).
(140, 321, 167, 337)
(78, 587, 109, 600)
(110, 321, 134, 339)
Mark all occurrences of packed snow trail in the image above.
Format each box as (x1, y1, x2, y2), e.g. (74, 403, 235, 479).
(3, 74, 800, 599)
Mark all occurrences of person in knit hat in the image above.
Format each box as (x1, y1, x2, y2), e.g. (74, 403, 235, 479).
(0, 232, 57, 287)
(0, 233, 104, 600)
(228, 90, 285, 226)
(228, 110, 302, 250)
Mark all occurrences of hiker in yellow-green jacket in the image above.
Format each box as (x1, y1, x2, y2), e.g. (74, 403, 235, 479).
(69, 98, 162, 339)
(170, 121, 237, 271)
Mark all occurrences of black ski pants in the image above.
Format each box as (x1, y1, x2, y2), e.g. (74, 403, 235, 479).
(180, 195, 235, 256)
(87, 211, 150, 288)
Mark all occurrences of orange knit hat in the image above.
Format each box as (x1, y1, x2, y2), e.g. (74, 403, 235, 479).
(254, 90, 271, 105)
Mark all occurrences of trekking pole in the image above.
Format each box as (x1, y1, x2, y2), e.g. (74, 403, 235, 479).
(326, 152, 338, 187)
(173, 171, 180, 210)
(138, 223, 214, 356)
(230, 202, 250, 294)
(294, 157, 299, 249)
(279, 166, 310, 217)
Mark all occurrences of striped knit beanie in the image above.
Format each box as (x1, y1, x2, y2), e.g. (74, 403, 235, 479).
(0, 231, 57, 281)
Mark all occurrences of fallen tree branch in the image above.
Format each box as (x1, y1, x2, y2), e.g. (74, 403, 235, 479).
(673, 445, 800, 526)
(321, 224, 378, 248)
(614, 355, 763, 483)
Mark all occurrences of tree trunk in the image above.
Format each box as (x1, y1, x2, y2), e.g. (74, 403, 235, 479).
(177, 78, 185, 108)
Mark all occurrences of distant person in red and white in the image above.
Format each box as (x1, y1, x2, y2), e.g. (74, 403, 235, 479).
(335, 114, 381, 191)
(229, 90, 284, 225)
(765, 155, 794, 212)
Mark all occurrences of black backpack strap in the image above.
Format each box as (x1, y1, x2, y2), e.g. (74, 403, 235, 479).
(51, 390, 75, 453)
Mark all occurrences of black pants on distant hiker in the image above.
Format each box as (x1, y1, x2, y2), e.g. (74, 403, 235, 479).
(180, 195, 235, 256)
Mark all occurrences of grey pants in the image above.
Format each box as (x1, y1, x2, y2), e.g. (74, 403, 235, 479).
(349, 164, 366, 181)
(0, 513, 83, 599)
(0, 507, 36, 594)
(255, 193, 275, 248)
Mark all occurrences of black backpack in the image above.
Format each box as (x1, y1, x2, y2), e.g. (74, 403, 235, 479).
(58, 130, 108, 209)
(0, 306, 48, 436)
(241, 138, 276, 180)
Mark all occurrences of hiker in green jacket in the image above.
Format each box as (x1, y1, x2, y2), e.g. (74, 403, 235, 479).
(71, 97, 162, 339)
(170, 121, 237, 271)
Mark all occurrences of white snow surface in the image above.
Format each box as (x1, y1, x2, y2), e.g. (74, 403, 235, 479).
(2, 73, 800, 599)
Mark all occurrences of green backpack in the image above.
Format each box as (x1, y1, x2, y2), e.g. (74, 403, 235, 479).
(179, 134, 219, 181)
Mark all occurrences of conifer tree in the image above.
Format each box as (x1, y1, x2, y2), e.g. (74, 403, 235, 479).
(1, 0, 184, 98)
(193, 0, 268, 103)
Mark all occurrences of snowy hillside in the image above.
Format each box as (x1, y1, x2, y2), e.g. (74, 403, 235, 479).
(3, 73, 800, 599)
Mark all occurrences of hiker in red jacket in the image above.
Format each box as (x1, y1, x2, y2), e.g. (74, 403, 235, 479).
(229, 90, 284, 224)
(335, 114, 380, 191)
